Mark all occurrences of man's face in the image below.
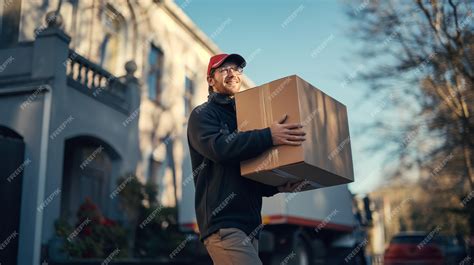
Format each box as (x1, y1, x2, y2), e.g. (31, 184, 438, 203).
(207, 62, 243, 96)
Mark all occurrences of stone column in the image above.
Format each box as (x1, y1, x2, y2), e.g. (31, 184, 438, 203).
(17, 11, 70, 265)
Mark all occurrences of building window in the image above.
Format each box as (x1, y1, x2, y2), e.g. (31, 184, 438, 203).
(184, 76, 194, 116)
(99, 4, 125, 74)
(147, 44, 164, 102)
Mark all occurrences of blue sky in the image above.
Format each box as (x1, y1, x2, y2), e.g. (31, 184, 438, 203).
(180, 0, 388, 194)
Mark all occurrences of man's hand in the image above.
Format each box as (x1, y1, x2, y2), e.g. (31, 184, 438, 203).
(277, 180, 311, 193)
(270, 114, 306, 146)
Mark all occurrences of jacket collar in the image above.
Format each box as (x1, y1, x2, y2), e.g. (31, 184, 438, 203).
(208, 92, 235, 106)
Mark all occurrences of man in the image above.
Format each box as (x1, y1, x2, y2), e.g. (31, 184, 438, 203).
(187, 53, 307, 264)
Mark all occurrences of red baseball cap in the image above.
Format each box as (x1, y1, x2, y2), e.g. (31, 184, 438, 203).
(207, 53, 246, 77)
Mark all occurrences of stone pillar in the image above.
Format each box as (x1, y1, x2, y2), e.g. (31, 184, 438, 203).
(123, 60, 142, 176)
(17, 11, 70, 265)
(124, 60, 141, 112)
(31, 11, 71, 79)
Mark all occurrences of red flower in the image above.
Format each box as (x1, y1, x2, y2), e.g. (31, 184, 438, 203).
(101, 218, 117, 227)
(77, 197, 103, 223)
(82, 226, 92, 236)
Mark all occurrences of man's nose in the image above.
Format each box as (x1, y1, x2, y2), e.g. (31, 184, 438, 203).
(227, 70, 236, 77)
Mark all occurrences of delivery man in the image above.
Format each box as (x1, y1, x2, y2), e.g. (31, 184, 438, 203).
(187, 53, 307, 264)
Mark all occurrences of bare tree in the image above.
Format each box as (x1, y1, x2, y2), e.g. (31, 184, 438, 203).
(345, 0, 473, 237)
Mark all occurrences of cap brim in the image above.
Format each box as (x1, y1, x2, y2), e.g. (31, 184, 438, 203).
(216, 54, 246, 69)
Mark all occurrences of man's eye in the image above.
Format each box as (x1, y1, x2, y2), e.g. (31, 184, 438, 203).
(218, 66, 243, 73)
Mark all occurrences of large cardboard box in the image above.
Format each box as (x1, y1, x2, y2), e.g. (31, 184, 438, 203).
(235, 75, 354, 191)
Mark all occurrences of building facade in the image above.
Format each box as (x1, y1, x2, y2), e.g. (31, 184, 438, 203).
(0, 0, 254, 264)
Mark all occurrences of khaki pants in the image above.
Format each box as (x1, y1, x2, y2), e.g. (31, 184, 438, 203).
(204, 227, 262, 265)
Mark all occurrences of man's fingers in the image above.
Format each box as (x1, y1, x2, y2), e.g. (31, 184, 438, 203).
(287, 129, 306, 136)
(289, 182, 299, 190)
(282, 134, 306, 142)
(292, 181, 310, 190)
(280, 181, 311, 192)
(275, 135, 305, 146)
(283, 123, 303, 129)
(286, 135, 306, 141)
(278, 114, 288, 124)
(299, 181, 310, 188)
(289, 181, 304, 191)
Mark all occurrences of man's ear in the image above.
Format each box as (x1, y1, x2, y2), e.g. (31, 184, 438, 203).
(207, 76, 214, 87)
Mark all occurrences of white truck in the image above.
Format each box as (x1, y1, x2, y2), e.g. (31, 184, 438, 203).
(178, 170, 367, 265)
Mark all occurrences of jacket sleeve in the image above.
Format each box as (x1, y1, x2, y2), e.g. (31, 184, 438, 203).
(259, 183, 279, 197)
(187, 108, 273, 164)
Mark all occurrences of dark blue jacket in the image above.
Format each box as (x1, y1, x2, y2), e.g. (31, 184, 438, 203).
(187, 92, 279, 242)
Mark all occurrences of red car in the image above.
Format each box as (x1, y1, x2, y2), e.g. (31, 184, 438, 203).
(384, 232, 445, 265)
